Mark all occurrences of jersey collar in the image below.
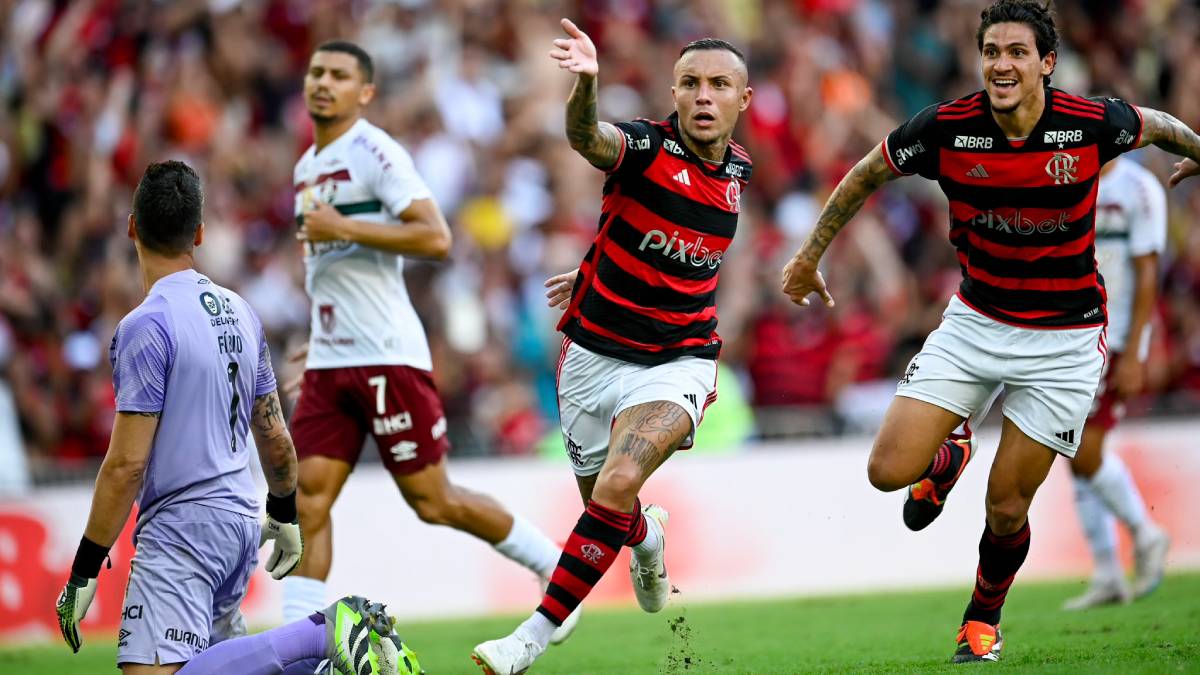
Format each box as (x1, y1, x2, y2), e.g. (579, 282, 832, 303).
(981, 87, 1054, 150)
(667, 112, 733, 176)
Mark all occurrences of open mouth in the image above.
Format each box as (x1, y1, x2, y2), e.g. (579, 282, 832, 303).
(991, 78, 1017, 94)
(693, 111, 716, 127)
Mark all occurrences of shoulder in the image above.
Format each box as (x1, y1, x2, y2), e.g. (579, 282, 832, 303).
(351, 121, 417, 174)
(934, 91, 986, 121)
(1047, 88, 1107, 121)
(114, 295, 174, 354)
(728, 137, 752, 166)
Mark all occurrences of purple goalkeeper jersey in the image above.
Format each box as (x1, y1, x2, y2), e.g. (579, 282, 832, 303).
(110, 269, 276, 532)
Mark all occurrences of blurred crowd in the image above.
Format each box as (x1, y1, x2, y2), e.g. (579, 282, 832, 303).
(2, 0, 1199, 479)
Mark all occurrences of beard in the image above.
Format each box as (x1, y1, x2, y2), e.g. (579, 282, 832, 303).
(308, 109, 336, 124)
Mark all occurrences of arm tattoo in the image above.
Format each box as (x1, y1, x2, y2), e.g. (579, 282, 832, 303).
(799, 146, 896, 266)
(251, 391, 296, 489)
(119, 411, 162, 418)
(565, 75, 623, 168)
(1140, 108, 1200, 161)
(612, 401, 691, 475)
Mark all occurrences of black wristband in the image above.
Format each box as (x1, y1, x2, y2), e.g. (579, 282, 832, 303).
(266, 490, 298, 523)
(71, 536, 111, 579)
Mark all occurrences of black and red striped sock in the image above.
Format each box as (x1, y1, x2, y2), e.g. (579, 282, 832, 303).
(624, 498, 648, 548)
(919, 438, 966, 485)
(536, 500, 634, 626)
(963, 521, 1031, 625)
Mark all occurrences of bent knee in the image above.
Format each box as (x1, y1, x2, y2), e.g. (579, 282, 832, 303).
(867, 454, 916, 492)
(985, 497, 1031, 534)
(407, 492, 459, 527)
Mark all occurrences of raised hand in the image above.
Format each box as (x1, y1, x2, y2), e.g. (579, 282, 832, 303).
(1168, 158, 1199, 188)
(550, 18, 598, 77)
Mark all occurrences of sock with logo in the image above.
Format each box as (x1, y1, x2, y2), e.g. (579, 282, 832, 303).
(963, 521, 1031, 625)
(531, 500, 634, 643)
(1073, 476, 1122, 581)
(494, 513, 563, 579)
(281, 576, 327, 624)
(178, 613, 326, 675)
(918, 438, 967, 486)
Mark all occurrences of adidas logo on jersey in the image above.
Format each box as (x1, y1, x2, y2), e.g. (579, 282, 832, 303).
(672, 168, 691, 186)
(965, 164, 990, 179)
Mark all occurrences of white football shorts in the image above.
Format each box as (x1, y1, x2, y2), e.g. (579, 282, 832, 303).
(555, 337, 718, 476)
(896, 295, 1106, 457)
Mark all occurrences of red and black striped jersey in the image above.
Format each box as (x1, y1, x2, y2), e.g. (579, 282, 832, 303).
(559, 112, 753, 365)
(883, 87, 1144, 329)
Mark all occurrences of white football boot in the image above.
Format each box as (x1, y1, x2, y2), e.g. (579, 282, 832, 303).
(471, 632, 544, 675)
(1062, 576, 1131, 610)
(630, 504, 670, 613)
(1133, 525, 1171, 599)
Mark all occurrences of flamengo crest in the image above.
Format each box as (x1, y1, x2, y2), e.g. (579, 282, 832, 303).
(1045, 152, 1079, 185)
(580, 543, 604, 563)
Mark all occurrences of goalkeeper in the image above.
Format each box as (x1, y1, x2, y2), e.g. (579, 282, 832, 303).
(54, 161, 413, 675)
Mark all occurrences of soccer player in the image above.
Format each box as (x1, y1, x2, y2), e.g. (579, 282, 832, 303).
(472, 19, 753, 673)
(1063, 156, 1170, 610)
(53, 161, 405, 675)
(284, 39, 574, 654)
(780, 0, 1200, 663)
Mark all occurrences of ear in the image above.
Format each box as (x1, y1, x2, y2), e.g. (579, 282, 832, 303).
(194, 222, 205, 247)
(127, 214, 137, 241)
(739, 86, 753, 112)
(359, 82, 376, 107)
(1041, 50, 1056, 79)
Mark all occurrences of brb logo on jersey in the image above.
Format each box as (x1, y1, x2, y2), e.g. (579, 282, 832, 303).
(639, 229, 724, 269)
(1045, 152, 1079, 185)
(954, 135, 993, 149)
(1044, 129, 1083, 144)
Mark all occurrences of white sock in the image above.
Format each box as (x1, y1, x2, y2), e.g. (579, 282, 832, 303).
(494, 513, 562, 579)
(515, 611, 557, 648)
(1090, 453, 1152, 540)
(281, 576, 327, 623)
(632, 515, 662, 562)
(1073, 477, 1121, 581)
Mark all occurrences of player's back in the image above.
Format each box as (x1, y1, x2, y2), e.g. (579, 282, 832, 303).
(111, 269, 271, 532)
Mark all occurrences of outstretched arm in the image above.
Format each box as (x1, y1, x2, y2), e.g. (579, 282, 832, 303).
(780, 143, 898, 307)
(551, 18, 624, 169)
(1137, 107, 1200, 187)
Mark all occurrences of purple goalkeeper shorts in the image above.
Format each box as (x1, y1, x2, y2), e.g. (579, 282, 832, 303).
(117, 502, 259, 667)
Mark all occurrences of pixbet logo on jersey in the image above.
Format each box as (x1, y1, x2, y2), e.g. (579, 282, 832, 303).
(972, 208, 1070, 234)
(638, 229, 724, 269)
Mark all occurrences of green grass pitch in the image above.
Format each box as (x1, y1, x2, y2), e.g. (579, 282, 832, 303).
(4, 573, 1197, 674)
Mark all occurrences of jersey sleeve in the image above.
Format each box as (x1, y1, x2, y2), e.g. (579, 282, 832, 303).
(607, 120, 663, 177)
(253, 322, 277, 398)
(1093, 97, 1144, 164)
(110, 310, 174, 414)
(1128, 168, 1168, 257)
(883, 103, 939, 179)
(375, 139, 433, 218)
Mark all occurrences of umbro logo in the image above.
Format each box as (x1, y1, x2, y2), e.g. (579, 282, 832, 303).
(672, 168, 691, 186)
(1055, 429, 1077, 444)
(965, 164, 990, 179)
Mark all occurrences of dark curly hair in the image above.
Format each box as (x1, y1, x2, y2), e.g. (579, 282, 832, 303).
(976, 1, 1059, 84)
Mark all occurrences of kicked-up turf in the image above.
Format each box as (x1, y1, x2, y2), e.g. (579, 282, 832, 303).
(4, 573, 1197, 674)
